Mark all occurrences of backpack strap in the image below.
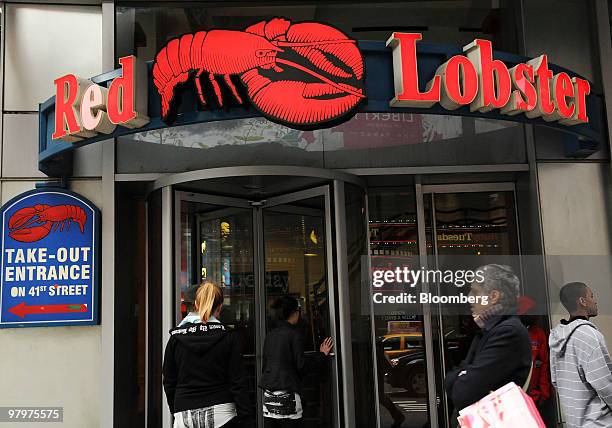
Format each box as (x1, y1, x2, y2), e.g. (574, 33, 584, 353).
(559, 323, 597, 357)
(522, 362, 534, 392)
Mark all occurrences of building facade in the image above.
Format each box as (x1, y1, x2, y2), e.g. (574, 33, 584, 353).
(1, 1, 612, 428)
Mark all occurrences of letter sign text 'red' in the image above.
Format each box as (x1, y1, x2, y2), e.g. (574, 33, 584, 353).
(52, 56, 150, 142)
(386, 33, 590, 126)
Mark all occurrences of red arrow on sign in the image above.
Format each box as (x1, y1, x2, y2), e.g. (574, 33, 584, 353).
(8, 302, 87, 318)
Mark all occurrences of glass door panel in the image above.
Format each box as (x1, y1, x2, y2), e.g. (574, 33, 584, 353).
(262, 194, 335, 428)
(177, 196, 258, 409)
(368, 188, 431, 428)
(175, 188, 339, 427)
(423, 188, 521, 428)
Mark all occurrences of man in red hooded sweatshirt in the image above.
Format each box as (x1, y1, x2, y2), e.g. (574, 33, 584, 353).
(517, 296, 551, 406)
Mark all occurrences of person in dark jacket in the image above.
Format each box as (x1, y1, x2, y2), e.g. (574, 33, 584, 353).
(163, 282, 254, 428)
(260, 296, 333, 427)
(444, 264, 531, 427)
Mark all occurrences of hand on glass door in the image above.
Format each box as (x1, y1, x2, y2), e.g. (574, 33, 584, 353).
(320, 337, 334, 355)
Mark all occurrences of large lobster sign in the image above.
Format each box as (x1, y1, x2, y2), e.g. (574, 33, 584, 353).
(152, 18, 366, 129)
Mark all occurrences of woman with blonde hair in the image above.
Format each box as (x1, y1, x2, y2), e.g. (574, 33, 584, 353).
(163, 282, 254, 428)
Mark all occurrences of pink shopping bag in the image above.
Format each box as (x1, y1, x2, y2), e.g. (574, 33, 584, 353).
(457, 382, 546, 428)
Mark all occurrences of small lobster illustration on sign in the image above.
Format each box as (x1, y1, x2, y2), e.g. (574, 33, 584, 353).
(8, 204, 87, 243)
(152, 18, 365, 129)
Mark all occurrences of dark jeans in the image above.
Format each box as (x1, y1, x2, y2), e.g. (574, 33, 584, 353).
(264, 417, 303, 428)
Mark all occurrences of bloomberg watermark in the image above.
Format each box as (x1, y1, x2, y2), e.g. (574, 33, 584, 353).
(372, 267, 488, 306)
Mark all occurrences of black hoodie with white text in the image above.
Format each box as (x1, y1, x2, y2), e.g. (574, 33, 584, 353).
(162, 322, 254, 424)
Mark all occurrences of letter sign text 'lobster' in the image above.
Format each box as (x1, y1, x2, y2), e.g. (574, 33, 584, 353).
(52, 56, 150, 142)
(387, 33, 590, 125)
(152, 18, 365, 130)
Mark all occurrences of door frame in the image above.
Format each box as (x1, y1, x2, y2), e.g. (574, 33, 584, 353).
(416, 181, 520, 428)
(157, 172, 521, 428)
(154, 166, 366, 427)
(167, 184, 343, 427)
(262, 185, 342, 428)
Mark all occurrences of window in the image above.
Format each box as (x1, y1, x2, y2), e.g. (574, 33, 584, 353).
(116, 1, 521, 61)
(382, 336, 401, 351)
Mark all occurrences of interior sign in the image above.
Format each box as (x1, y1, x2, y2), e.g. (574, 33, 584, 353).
(0, 188, 100, 328)
(52, 55, 149, 142)
(387, 33, 590, 125)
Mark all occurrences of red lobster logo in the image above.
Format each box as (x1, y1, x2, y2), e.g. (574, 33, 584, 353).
(8, 205, 87, 243)
(153, 18, 365, 129)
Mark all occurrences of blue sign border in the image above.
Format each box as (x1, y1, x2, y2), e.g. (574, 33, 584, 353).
(0, 188, 101, 328)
